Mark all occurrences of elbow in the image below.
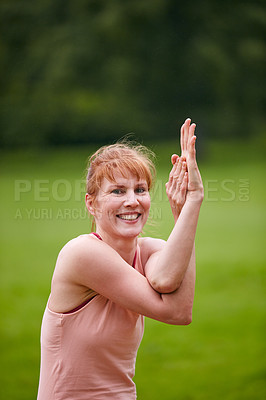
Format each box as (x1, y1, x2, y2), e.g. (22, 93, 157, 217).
(179, 312, 192, 326)
(166, 306, 193, 326)
(170, 311, 192, 326)
(150, 277, 182, 294)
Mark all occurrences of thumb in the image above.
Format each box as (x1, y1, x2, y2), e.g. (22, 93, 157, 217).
(171, 154, 179, 165)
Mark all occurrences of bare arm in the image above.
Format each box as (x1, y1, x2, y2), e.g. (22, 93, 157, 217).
(53, 235, 193, 325)
(145, 118, 204, 293)
(145, 200, 200, 292)
(50, 119, 202, 326)
(161, 244, 196, 323)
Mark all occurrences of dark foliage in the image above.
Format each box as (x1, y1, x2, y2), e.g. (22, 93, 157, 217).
(0, 0, 265, 146)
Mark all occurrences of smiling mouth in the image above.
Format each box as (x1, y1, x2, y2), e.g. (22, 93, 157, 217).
(117, 213, 141, 221)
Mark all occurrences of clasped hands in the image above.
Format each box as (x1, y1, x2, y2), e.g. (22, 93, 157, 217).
(165, 118, 204, 222)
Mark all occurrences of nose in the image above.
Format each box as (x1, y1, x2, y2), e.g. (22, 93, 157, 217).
(124, 189, 139, 207)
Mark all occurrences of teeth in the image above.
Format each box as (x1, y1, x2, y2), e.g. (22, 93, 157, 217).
(118, 213, 139, 221)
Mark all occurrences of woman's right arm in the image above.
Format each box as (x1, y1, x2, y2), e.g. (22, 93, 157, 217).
(55, 235, 194, 325)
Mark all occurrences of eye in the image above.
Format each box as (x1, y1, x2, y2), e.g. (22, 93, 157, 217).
(111, 188, 124, 195)
(135, 187, 146, 194)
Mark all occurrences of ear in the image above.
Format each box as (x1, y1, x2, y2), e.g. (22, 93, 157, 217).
(85, 193, 95, 216)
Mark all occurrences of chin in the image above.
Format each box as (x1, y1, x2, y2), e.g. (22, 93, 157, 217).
(118, 229, 141, 239)
(114, 224, 143, 239)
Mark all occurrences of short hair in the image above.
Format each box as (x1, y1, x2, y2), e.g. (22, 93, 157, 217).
(86, 141, 156, 198)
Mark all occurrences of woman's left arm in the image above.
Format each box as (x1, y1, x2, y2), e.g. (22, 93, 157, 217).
(144, 118, 203, 293)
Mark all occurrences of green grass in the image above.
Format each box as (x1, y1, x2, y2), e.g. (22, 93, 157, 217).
(0, 141, 265, 399)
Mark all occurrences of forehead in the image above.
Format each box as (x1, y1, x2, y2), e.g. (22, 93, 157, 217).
(101, 170, 148, 189)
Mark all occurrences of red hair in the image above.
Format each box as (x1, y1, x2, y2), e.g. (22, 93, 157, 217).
(86, 142, 156, 199)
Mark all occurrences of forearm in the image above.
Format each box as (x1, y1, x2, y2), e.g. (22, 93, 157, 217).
(146, 117, 203, 293)
(147, 199, 201, 292)
(160, 248, 196, 325)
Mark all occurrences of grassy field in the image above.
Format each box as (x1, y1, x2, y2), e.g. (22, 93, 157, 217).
(0, 140, 265, 399)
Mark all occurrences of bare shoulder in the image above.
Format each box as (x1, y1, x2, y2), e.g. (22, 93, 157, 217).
(138, 236, 165, 267)
(52, 234, 123, 292)
(53, 234, 108, 281)
(55, 234, 107, 275)
(138, 236, 166, 253)
(59, 234, 101, 255)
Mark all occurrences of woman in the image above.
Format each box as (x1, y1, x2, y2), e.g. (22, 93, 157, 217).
(37, 118, 204, 400)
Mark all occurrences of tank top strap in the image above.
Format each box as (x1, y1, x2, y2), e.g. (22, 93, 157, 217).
(91, 232, 102, 241)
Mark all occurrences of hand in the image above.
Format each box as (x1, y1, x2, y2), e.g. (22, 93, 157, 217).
(180, 118, 204, 202)
(165, 156, 188, 222)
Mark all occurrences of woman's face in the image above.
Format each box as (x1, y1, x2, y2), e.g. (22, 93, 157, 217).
(91, 170, 151, 239)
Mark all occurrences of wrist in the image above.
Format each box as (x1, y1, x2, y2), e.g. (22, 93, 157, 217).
(186, 188, 204, 204)
(171, 208, 181, 224)
(185, 194, 204, 206)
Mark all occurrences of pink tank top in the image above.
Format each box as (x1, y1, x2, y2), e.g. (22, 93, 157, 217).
(37, 240, 144, 400)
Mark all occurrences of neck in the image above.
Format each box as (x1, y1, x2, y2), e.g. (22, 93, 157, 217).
(95, 229, 138, 265)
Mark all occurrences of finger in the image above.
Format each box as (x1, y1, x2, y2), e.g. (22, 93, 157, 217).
(168, 161, 178, 186)
(180, 172, 188, 200)
(171, 154, 179, 165)
(187, 136, 200, 185)
(180, 123, 184, 154)
(178, 161, 187, 182)
(182, 171, 188, 187)
(188, 135, 197, 159)
(169, 158, 187, 198)
(166, 177, 176, 198)
(188, 122, 196, 144)
(180, 171, 188, 191)
(173, 157, 182, 178)
(183, 118, 191, 154)
(169, 159, 178, 176)
(180, 156, 187, 163)
(172, 161, 186, 195)
(172, 170, 188, 204)
(185, 118, 191, 142)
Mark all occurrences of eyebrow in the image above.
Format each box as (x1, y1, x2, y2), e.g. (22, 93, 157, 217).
(108, 182, 148, 189)
(108, 184, 126, 189)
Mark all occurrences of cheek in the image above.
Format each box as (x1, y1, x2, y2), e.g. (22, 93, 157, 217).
(143, 195, 151, 211)
(92, 196, 106, 219)
(95, 197, 123, 217)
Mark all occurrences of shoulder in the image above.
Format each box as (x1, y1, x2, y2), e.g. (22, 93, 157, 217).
(138, 236, 165, 267)
(138, 236, 166, 253)
(57, 234, 112, 265)
(53, 234, 123, 287)
(58, 234, 98, 257)
(55, 234, 109, 275)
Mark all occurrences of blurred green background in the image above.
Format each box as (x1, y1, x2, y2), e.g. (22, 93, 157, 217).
(1, 0, 266, 146)
(0, 1, 265, 399)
